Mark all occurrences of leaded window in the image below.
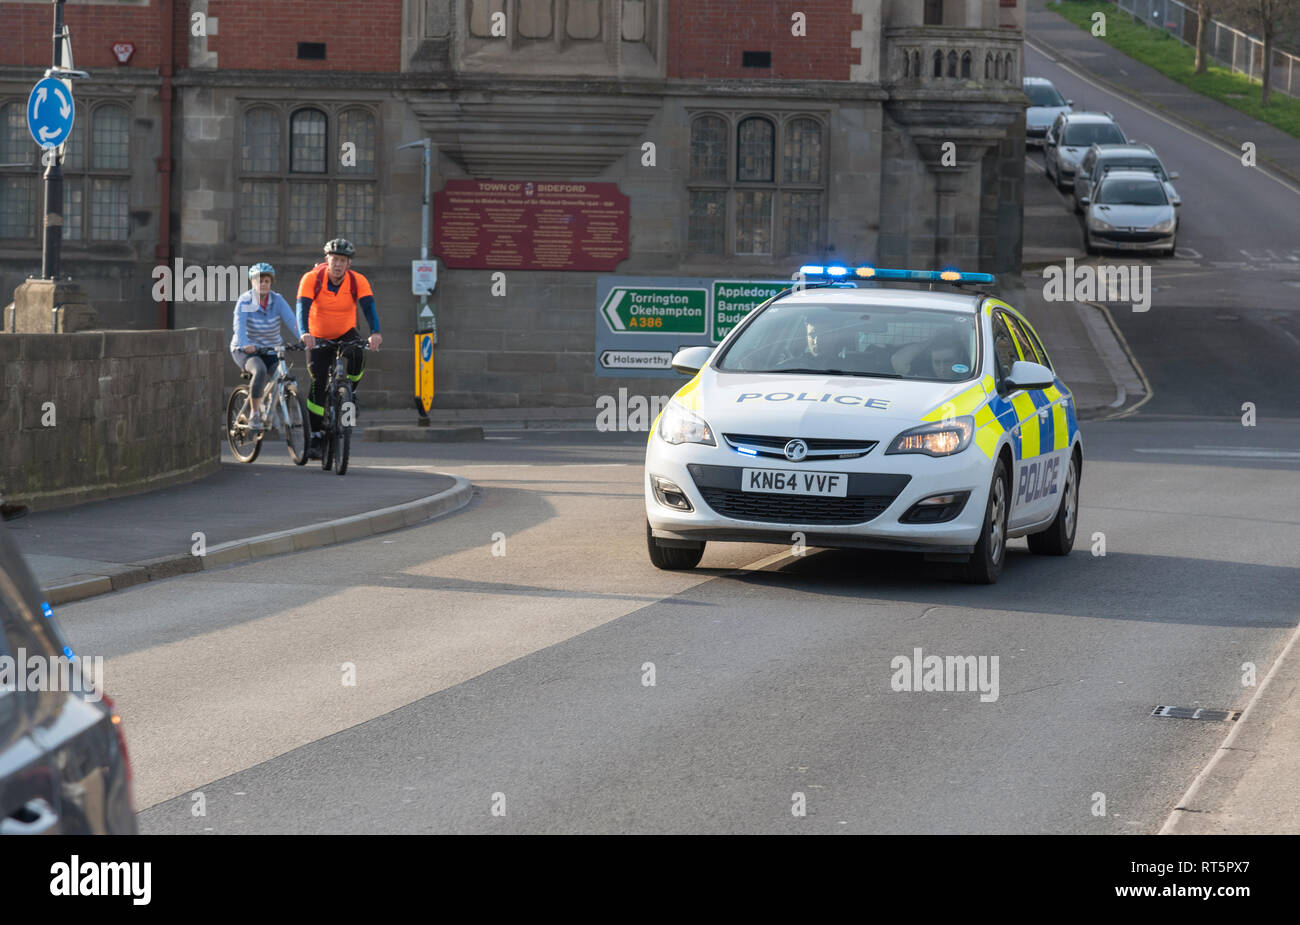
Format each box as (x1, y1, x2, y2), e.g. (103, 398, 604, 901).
(687, 113, 826, 258)
(0, 100, 131, 243)
(0, 103, 35, 239)
(238, 105, 380, 248)
(290, 108, 327, 173)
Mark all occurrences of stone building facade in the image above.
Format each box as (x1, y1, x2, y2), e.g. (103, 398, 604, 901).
(1, 0, 1027, 410)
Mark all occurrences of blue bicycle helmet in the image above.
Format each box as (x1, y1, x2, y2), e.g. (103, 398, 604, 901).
(248, 262, 276, 280)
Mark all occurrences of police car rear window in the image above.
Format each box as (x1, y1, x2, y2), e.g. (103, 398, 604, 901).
(717, 303, 980, 382)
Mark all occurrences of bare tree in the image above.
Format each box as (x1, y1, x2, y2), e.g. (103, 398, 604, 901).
(1225, 0, 1300, 104)
(1195, 1, 1218, 74)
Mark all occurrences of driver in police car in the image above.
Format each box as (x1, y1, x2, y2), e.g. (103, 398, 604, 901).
(891, 331, 966, 380)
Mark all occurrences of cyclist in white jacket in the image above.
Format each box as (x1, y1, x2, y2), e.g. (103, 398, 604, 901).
(230, 263, 302, 430)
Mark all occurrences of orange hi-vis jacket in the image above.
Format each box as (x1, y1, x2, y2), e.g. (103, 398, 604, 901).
(297, 264, 374, 339)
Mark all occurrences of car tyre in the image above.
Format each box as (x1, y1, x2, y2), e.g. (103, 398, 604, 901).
(1084, 229, 1099, 256)
(646, 520, 705, 570)
(964, 457, 1009, 585)
(1028, 451, 1080, 556)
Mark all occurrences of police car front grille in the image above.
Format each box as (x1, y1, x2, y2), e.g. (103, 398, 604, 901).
(698, 489, 896, 525)
(723, 433, 877, 460)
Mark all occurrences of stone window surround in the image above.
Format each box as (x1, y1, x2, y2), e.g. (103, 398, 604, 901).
(0, 98, 132, 244)
(235, 101, 380, 252)
(686, 109, 828, 260)
(451, 0, 662, 73)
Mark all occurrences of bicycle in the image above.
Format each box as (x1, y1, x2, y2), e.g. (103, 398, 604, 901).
(225, 344, 311, 465)
(312, 337, 370, 476)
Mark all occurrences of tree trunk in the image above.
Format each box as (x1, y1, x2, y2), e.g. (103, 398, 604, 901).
(1195, 2, 1212, 74)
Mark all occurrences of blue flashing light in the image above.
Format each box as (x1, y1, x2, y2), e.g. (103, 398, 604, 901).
(42, 602, 53, 618)
(62, 645, 74, 660)
(735, 446, 757, 456)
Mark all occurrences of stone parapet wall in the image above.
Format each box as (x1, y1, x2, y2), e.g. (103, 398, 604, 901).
(0, 329, 223, 511)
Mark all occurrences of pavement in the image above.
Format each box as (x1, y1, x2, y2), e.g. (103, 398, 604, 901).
(1029, 0, 1300, 837)
(10, 454, 472, 605)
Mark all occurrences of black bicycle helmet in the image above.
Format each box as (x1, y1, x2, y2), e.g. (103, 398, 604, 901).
(324, 237, 356, 257)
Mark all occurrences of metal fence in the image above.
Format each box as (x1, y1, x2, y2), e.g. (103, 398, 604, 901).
(1115, 0, 1299, 98)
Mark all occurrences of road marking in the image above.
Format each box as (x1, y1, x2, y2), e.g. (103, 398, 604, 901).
(1025, 156, 1047, 175)
(1133, 447, 1300, 459)
(1025, 41, 1300, 200)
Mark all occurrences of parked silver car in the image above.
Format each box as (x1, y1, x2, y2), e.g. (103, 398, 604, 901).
(1073, 144, 1181, 214)
(1044, 112, 1127, 190)
(1024, 77, 1072, 146)
(1082, 169, 1178, 256)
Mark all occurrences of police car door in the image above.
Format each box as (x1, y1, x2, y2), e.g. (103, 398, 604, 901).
(1005, 311, 1065, 526)
(991, 311, 1050, 529)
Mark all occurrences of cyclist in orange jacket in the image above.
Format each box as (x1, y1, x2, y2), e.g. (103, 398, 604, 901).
(297, 238, 381, 459)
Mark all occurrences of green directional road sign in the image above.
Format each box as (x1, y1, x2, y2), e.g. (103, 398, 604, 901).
(712, 280, 789, 343)
(600, 286, 707, 335)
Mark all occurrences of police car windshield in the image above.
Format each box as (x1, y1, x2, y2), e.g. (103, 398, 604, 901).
(717, 302, 979, 382)
(1097, 177, 1168, 205)
(1063, 122, 1125, 146)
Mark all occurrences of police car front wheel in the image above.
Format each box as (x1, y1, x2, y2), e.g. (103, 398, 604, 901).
(964, 458, 1009, 585)
(646, 520, 705, 570)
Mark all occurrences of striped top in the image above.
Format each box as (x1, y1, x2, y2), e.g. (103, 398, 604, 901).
(230, 288, 301, 351)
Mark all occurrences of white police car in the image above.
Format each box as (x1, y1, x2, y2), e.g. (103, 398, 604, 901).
(644, 267, 1083, 583)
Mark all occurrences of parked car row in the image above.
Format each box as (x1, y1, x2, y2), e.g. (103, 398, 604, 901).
(1025, 77, 1182, 257)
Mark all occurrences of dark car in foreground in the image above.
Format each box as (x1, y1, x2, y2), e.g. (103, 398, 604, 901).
(0, 520, 136, 834)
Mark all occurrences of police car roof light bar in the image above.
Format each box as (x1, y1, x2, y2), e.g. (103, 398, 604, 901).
(798, 265, 995, 285)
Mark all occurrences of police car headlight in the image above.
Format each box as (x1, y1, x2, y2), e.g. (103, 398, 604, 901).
(657, 401, 716, 446)
(1151, 216, 1176, 233)
(1088, 215, 1116, 232)
(885, 416, 974, 457)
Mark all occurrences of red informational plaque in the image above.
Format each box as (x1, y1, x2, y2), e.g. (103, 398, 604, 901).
(434, 180, 630, 271)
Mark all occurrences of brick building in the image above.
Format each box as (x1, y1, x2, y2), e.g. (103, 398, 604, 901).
(0, 0, 1027, 410)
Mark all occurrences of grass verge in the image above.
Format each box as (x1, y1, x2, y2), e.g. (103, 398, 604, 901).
(1045, 0, 1300, 139)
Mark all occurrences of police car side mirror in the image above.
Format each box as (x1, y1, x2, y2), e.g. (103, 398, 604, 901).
(1079, 196, 1090, 206)
(671, 346, 714, 376)
(1168, 171, 1180, 180)
(1004, 360, 1054, 392)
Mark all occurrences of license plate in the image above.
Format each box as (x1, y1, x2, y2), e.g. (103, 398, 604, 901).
(741, 468, 849, 497)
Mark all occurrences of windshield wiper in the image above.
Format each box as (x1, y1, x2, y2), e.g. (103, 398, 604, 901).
(740, 367, 905, 378)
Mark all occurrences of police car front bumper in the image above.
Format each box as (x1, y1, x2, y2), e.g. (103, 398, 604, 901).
(645, 437, 992, 554)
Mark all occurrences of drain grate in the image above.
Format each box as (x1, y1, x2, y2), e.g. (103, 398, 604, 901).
(1151, 705, 1242, 722)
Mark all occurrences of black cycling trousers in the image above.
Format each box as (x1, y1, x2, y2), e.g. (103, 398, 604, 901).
(306, 330, 365, 432)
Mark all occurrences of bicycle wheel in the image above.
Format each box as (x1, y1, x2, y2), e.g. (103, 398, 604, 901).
(226, 386, 262, 463)
(282, 382, 310, 465)
(334, 384, 352, 475)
